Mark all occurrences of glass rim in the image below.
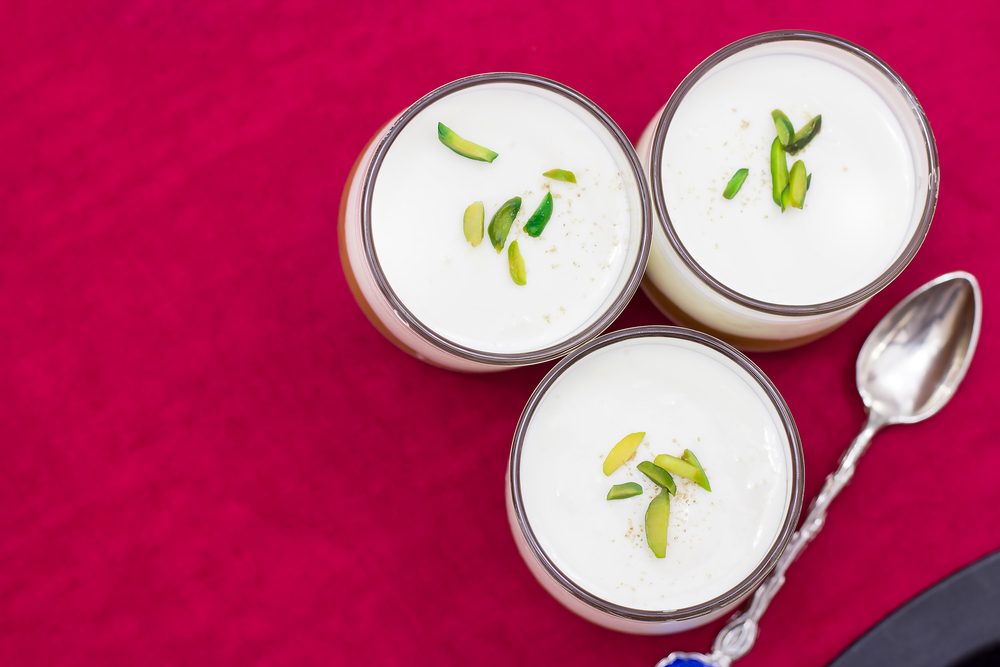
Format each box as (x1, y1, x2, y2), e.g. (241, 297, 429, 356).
(649, 30, 939, 317)
(360, 72, 652, 366)
(508, 325, 805, 623)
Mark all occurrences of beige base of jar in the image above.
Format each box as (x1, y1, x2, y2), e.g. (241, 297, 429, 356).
(640, 277, 848, 352)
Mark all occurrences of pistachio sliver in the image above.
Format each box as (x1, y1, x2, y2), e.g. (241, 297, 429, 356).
(653, 454, 701, 484)
(771, 109, 795, 147)
(786, 115, 822, 154)
(680, 449, 712, 492)
(637, 461, 677, 494)
(523, 192, 553, 237)
(508, 240, 527, 286)
(807, 173, 812, 190)
(602, 431, 646, 476)
(645, 489, 670, 558)
(607, 482, 643, 500)
(542, 168, 577, 183)
(463, 201, 484, 246)
(770, 137, 789, 207)
(780, 186, 791, 212)
(437, 122, 498, 162)
(788, 160, 807, 209)
(722, 168, 749, 200)
(488, 196, 522, 252)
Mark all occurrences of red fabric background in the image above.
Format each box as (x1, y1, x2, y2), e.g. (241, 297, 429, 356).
(2, 2, 998, 665)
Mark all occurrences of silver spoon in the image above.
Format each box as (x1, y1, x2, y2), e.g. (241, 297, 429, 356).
(659, 271, 983, 667)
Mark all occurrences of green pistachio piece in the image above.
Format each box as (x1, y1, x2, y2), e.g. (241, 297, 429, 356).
(463, 201, 484, 246)
(645, 489, 670, 558)
(488, 197, 522, 252)
(637, 461, 677, 494)
(771, 109, 795, 147)
(523, 192, 553, 237)
(770, 137, 789, 207)
(606, 482, 643, 500)
(680, 449, 712, 492)
(654, 454, 702, 482)
(602, 432, 646, 476)
(542, 168, 577, 183)
(508, 240, 527, 286)
(788, 160, 807, 209)
(437, 122, 498, 162)
(780, 186, 791, 212)
(786, 115, 822, 154)
(722, 168, 749, 200)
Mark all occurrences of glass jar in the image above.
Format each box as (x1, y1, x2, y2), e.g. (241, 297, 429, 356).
(340, 73, 651, 371)
(636, 31, 938, 351)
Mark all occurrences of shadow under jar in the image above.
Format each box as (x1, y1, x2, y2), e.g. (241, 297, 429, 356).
(636, 31, 938, 351)
(507, 326, 804, 634)
(340, 73, 651, 372)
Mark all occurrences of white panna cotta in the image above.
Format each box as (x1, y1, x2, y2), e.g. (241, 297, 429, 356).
(508, 328, 802, 633)
(662, 53, 914, 304)
(638, 33, 936, 349)
(341, 74, 649, 371)
(372, 85, 634, 353)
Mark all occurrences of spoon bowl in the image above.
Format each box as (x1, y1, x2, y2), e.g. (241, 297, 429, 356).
(857, 271, 982, 424)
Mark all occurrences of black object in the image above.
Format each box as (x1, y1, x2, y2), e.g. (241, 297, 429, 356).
(831, 550, 1000, 667)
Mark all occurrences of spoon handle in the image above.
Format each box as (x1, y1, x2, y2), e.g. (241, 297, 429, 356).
(705, 414, 885, 666)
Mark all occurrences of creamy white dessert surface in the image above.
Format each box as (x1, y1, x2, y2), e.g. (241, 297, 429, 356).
(372, 83, 635, 354)
(519, 336, 792, 611)
(662, 51, 917, 305)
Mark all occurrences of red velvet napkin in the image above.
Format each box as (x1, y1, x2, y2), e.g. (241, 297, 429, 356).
(2, 2, 998, 665)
